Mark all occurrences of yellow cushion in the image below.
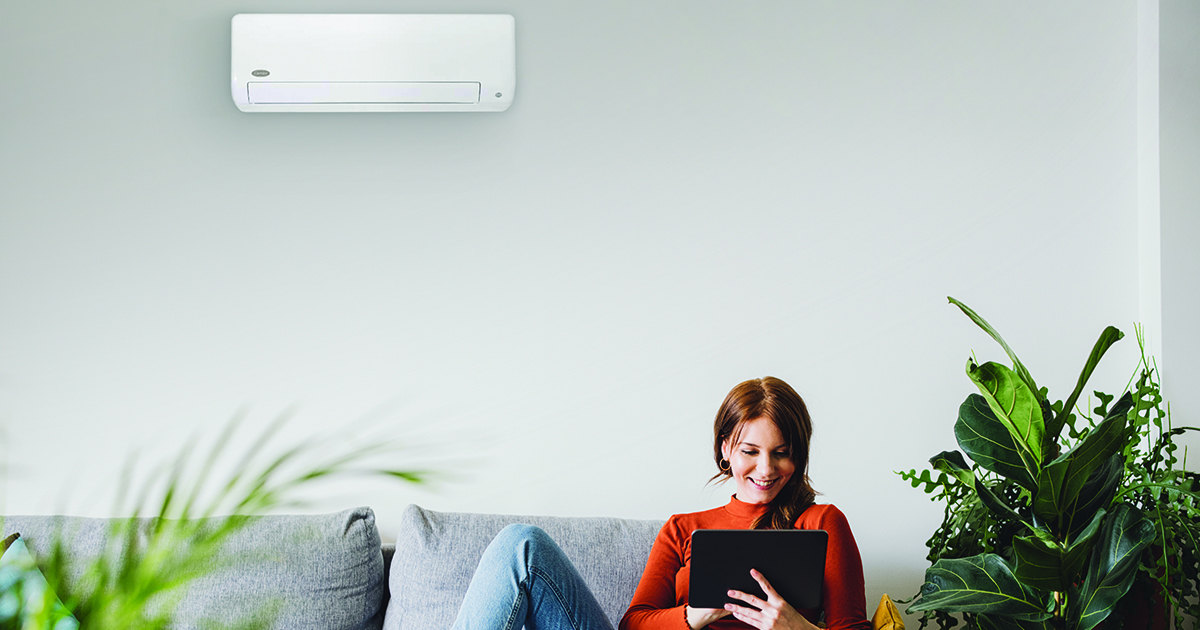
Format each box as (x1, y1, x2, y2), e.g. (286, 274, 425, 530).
(871, 594, 905, 630)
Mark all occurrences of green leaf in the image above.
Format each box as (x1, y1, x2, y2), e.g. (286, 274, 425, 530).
(1063, 508, 1107, 580)
(1091, 391, 1116, 418)
(967, 360, 1044, 472)
(1011, 535, 1065, 591)
(975, 478, 1024, 523)
(897, 468, 950, 495)
(956, 394, 1037, 490)
(931, 450, 975, 486)
(977, 614, 1053, 630)
(1067, 454, 1122, 538)
(948, 297, 1042, 401)
(1031, 462, 1067, 527)
(383, 470, 427, 483)
(907, 553, 1051, 620)
(1033, 394, 1131, 524)
(1071, 504, 1155, 630)
(1049, 326, 1123, 443)
(1012, 509, 1106, 591)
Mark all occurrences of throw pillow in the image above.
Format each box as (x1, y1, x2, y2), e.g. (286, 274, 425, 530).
(6, 508, 386, 630)
(0, 534, 80, 630)
(170, 507, 387, 630)
(871, 593, 905, 630)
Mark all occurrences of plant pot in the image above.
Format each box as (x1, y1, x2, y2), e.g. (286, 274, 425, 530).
(1103, 575, 1168, 630)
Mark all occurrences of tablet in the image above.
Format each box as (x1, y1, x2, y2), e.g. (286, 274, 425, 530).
(688, 529, 827, 610)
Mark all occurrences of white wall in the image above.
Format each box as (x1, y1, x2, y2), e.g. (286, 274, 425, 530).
(1161, 1, 1200, 464)
(1, 0, 1175, 621)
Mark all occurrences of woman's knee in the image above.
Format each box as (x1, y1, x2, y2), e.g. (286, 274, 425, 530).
(493, 523, 552, 548)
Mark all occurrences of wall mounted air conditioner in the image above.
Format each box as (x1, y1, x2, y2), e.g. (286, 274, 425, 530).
(231, 14, 515, 112)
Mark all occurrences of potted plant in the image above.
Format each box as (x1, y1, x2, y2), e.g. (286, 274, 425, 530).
(901, 298, 1200, 630)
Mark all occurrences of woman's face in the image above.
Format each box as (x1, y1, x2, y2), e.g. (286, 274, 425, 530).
(721, 416, 796, 505)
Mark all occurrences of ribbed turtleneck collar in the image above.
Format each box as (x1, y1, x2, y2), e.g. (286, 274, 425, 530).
(724, 494, 771, 519)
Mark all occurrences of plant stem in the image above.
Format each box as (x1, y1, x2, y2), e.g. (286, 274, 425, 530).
(1113, 481, 1200, 503)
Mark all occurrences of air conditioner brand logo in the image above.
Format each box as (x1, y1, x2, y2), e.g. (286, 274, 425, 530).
(251, 69, 270, 77)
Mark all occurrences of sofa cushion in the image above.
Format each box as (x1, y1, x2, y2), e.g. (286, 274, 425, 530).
(2, 507, 385, 630)
(385, 504, 665, 630)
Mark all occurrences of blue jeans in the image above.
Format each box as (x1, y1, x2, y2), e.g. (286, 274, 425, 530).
(451, 524, 615, 630)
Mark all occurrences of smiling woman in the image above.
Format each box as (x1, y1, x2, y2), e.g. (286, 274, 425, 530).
(446, 377, 871, 630)
(720, 417, 797, 504)
(711, 378, 815, 527)
(622, 377, 871, 630)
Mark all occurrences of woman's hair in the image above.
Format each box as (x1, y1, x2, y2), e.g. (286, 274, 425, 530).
(712, 376, 816, 530)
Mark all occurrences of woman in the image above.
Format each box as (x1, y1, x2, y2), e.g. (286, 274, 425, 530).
(451, 377, 871, 630)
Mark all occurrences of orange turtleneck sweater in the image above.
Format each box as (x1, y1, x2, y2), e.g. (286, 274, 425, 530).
(619, 496, 871, 630)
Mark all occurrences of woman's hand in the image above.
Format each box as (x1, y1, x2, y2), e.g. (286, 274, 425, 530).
(685, 605, 731, 629)
(724, 569, 821, 630)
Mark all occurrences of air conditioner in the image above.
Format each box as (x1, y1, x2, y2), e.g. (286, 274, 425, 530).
(231, 14, 516, 112)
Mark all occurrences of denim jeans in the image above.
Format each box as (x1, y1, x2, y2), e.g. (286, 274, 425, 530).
(451, 524, 615, 630)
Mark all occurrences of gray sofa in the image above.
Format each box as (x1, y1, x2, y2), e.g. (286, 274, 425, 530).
(2, 505, 665, 630)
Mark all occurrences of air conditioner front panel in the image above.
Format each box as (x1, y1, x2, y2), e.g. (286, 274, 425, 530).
(231, 14, 515, 112)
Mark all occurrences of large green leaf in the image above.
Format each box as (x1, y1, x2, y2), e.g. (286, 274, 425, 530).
(1049, 326, 1123, 443)
(931, 450, 975, 486)
(1032, 462, 1067, 527)
(1063, 509, 1107, 579)
(1033, 394, 1131, 524)
(908, 553, 1051, 620)
(956, 394, 1038, 490)
(967, 360, 1044, 472)
(977, 615, 1052, 630)
(1012, 509, 1106, 591)
(975, 478, 1024, 523)
(1071, 504, 1155, 630)
(948, 297, 1042, 401)
(1067, 454, 1122, 538)
(1011, 535, 1064, 592)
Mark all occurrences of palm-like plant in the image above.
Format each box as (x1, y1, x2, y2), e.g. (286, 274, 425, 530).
(4, 414, 427, 630)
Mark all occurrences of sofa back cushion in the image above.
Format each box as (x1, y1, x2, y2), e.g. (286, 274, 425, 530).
(2, 507, 385, 630)
(385, 504, 665, 630)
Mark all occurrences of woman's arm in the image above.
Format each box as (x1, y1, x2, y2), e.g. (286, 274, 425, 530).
(620, 518, 729, 630)
(810, 506, 870, 630)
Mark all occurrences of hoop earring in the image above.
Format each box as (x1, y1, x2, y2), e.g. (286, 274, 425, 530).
(719, 459, 730, 472)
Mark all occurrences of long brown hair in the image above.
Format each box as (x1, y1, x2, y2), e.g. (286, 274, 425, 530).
(711, 377, 816, 529)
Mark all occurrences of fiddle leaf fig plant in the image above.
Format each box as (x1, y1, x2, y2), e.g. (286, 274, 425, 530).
(901, 298, 1200, 630)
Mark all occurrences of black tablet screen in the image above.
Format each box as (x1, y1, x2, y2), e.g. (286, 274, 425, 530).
(688, 529, 827, 610)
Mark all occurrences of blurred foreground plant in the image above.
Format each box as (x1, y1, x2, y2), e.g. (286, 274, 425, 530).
(3, 413, 427, 630)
